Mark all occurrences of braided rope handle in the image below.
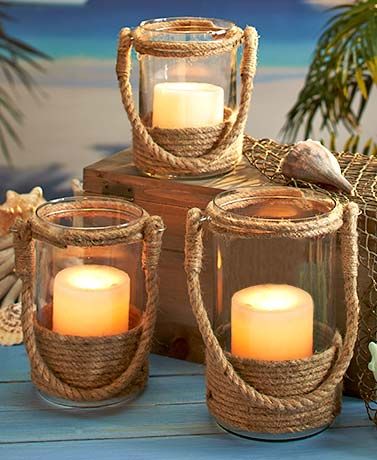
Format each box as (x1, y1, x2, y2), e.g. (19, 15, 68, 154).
(131, 20, 245, 58)
(185, 203, 360, 412)
(14, 216, 164, 401)
(115, 26, 258, 170)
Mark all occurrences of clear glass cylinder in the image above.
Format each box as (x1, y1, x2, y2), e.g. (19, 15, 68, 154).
(34, 196, 146, 408)
(137, 17, 238, 178)
(209, 186, 338, 440)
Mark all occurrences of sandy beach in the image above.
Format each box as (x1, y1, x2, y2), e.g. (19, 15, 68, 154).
(1, 59, 375, 197)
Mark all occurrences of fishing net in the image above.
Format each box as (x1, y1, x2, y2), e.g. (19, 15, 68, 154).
(243, 135, 377, 426)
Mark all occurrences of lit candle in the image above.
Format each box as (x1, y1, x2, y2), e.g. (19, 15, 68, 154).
(152, 82, 224, 129)
(231, 284, 313, 361)
(53, 265, 130, 336)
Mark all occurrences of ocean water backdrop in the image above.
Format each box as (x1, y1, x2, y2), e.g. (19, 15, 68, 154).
(7, 0, 331, 67)
(2, 0, 375, 201)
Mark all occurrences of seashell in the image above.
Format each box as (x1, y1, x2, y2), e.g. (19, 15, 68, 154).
(0, 186, 45, 236)
(0, 253, 15, 282)
(0, 187, 46, 346)
(0, 247, 14, 264)
(281, 139, 353, 194)
(369, 342, 377, 382)
(0, 274, 17, 300)
(71, 178, 83, 196)
(0, 302, 22, 346)
(0, 233, 14, 251)
(1, 278, 22, 309)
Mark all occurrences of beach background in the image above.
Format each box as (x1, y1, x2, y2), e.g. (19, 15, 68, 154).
(1, 0, 376, 198)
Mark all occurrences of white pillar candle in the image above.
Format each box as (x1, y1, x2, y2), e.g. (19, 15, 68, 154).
(53, 264, 130, 336)
(152, 82, 224, 129)
(231, 284, 314, 361)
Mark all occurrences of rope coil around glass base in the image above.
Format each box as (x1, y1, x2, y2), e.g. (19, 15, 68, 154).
(13, 203, 164, 403)
(243, 135, 377, 426)
(184, 192, 360, 434)
(116, 19, 258, 178)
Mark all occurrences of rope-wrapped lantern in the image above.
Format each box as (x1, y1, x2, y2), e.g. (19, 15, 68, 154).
(116, 17, 258, 179)
(185, 186, 359, 440)
(13, 196, 164, 408)
(244, 135, 377, 426)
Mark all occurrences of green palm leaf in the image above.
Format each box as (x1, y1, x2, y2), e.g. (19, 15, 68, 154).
(282, 0, 377, 156)
(0, 2, 50, 165)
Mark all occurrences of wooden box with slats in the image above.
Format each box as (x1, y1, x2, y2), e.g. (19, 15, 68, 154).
(83, 150, 264, 362)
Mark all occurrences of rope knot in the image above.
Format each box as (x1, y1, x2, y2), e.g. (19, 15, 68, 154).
(12, 218, 33, 280)
(184, 208, 205, 275)
(142, 216, 164, 270)
(12, 217, 32, 243)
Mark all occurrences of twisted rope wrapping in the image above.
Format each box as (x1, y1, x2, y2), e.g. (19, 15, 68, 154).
(132, 19, 245, 58)
(242, 135, 377, 425)
(206, 187, 344, 239)
(184, 197, 360, 432)
(207, 327, 343, 433)
(32, 310, 148, 400)
(116, 19, 258, 177)
(13, 210, 164, 402)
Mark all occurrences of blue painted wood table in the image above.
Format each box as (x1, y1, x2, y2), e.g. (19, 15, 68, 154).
(0, 345, 375, 459)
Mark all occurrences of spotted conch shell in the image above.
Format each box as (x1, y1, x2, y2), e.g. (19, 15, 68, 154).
(0, 302, 22, 346)
(281, 139, 353, 194)
(369, 342, 377, 382)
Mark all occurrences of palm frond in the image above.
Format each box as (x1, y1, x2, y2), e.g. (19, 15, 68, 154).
(327, 132, 377, 156)
(282, 0, 377, 155)
(0, 4, 50, 165)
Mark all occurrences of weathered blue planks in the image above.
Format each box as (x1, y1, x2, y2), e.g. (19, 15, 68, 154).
(0, 344, 375, 459)
(0, 390, 370, 444)
(0, 380, 370, 429)
(0, 345, 203, 383)
(0, 345, 30, 382)
(2, 428, 377, 460)
(0, 401, 218, 443)
(0, 376, 206, 412)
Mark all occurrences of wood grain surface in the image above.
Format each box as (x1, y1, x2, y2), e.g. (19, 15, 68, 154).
(0, 345, 375, 460)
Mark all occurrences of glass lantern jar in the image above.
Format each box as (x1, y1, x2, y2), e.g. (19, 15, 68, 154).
(185, 186, 359, 441)
(116, 17, 258, 180)
(35, 197, 145, 342)
(213, 187, 338, 362)
(138, 17, 238, 128)
(14, 196, 164, 409)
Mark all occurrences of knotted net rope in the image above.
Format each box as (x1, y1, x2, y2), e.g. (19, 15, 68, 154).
(243, 135, 377, 426)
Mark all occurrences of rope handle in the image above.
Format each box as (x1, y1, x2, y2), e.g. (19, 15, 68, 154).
(115, 26, 258, 167)
(13, 215, 164, 401)
(184, 203, 360, 412)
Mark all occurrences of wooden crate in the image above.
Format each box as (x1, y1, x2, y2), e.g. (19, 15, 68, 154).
(83, 149, 362, 397)
(83, 150, 264, 362)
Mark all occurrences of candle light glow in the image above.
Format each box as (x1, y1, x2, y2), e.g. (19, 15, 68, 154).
(152, 82, 224, 129)
(231, 284, 314, 361)
(53, 264, 130, 337)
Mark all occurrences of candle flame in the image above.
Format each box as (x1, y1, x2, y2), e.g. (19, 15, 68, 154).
(217, 248, 222, 270)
